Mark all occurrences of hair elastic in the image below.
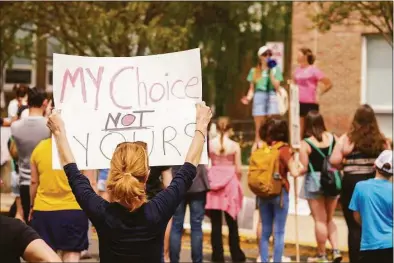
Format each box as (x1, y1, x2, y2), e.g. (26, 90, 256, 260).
(195, 130, 206, 142)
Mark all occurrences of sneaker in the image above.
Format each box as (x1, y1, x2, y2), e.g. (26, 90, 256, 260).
(80, 250, 92, 260)
(269, 256, 292, 262)
(307, 255, 329, 263)
(332, 250, 343, 263)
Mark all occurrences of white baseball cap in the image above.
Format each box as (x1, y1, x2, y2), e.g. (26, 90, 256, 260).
(375, 150, 393, 175)
(257, 46, 271, 56)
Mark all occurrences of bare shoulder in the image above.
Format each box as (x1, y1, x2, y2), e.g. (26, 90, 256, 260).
(300, 140, 311, 153)
(339, 133, 350, 144)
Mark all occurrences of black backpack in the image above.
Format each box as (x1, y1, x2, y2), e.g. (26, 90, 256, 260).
(305, 136, 342, 196)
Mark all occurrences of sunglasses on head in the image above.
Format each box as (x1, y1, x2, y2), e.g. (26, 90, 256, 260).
(116, 141, 148, 151)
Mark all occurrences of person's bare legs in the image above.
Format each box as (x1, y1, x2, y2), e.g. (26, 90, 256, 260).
(62, 251, 81, 262)
(325, 198, 339, 249)
(164, 218, 172, 262)
(308, 198, 328, 256)
(325, 197, 342, 262)
(253, 116, 265, 149)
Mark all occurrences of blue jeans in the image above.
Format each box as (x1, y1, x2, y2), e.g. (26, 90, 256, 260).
(259, 189, 289, 263)
(170, 194, 206, 263)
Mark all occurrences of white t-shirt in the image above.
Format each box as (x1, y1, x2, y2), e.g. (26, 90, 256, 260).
(7, 99, 19, 118)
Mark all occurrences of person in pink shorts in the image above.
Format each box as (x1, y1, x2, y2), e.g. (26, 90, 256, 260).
(293, 47, 332, 138)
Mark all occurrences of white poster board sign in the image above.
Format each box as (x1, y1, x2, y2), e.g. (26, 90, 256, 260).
(288, 176, 311, 215)
(290, 83, 300, 149)
(266, 42, 284, 71)
(52, 49, 207, 170)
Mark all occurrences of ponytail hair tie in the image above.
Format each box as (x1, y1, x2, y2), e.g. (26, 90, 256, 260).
(124, 172, 132, 177)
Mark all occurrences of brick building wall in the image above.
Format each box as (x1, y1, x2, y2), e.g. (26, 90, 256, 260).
(292, 2, 381, 135)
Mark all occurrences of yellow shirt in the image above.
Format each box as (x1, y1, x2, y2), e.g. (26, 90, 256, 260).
(31, 138, 81, 211)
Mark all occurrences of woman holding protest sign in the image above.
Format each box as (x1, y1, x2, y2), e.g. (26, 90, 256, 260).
(46, 102, 212, 263)
(293, 48, 332, 138)
(241, 45, 284, 150)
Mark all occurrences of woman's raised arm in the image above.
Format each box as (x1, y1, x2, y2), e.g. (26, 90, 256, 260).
(47, 111, 107, 223)
(150, 102, 212, 224)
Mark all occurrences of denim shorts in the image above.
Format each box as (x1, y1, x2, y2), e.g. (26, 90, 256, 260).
(97, 179, 106, 192)
(252, 91, 279, 117)
(300, 172, 337, 200)
(98, 169, 109, 192)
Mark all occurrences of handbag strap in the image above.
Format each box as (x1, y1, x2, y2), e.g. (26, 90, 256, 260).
(305, 138, 324, 188)
(328, 134, 334, 155)
(304, 138, 326, 158)
(308, 162, 321, 187)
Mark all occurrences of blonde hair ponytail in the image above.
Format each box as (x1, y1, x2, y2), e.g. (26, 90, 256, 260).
(106, 142, 149, 212)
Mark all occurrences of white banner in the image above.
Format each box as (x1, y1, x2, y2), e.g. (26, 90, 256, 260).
(52, 49, 207, 169)
(266, 42, 284, 71)
(288, 176, 311, 215)
(290, 83, 301, 149)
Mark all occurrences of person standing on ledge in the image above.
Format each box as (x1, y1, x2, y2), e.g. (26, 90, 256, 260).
(241, 45, 283, 150)
(46, 102, 212, 263)
(293, 47, 332, 138)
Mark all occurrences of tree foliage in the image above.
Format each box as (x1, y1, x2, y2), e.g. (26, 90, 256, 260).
(1, 1, 293, 117)
(0, 2, 34, 87)
(309, 1, 393, 47)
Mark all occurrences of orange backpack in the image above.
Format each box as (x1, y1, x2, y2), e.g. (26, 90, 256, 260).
(248, 142, 285, 198)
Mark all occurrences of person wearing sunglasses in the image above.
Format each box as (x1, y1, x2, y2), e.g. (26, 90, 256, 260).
(241, 45, 284, 150)
(46, 102, 212, 263)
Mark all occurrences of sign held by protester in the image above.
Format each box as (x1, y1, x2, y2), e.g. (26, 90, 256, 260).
(266, 42, 284, 71)
(289, 83, 301, 149)
(52, 49, 207, 169)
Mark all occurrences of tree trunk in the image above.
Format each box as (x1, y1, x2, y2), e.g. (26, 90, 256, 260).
(35, 25, 47, 89)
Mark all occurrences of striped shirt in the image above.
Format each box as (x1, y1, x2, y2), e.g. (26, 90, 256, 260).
(343, 151, 378, 175)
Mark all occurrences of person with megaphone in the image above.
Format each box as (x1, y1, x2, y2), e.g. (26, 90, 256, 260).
(241, 45, 284, 151)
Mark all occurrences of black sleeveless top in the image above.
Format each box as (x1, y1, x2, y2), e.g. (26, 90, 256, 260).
(305, 136, 336, 172)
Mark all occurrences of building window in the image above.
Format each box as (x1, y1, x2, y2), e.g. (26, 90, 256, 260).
(5, 69, 32, 84)
(363, 35, 393, 138)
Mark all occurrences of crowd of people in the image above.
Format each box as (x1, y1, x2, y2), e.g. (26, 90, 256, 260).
(0, 44, 392, 263)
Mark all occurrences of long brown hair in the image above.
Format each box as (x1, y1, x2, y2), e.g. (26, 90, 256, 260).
(304, 111, 327, 142)
(300, 47, 315, 65)
(217, 117, 232, 154)
(106, 142, 149, 212)
(348, 104, 386, 156)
